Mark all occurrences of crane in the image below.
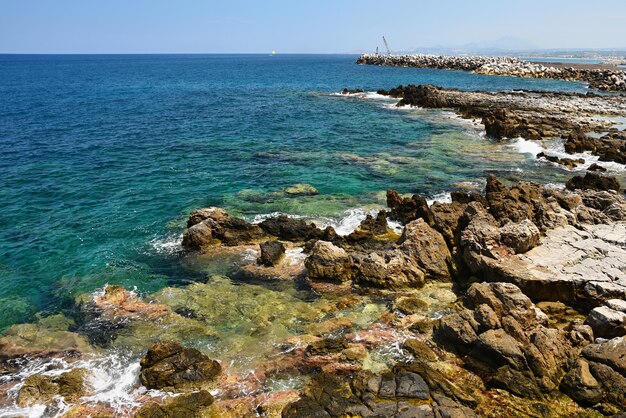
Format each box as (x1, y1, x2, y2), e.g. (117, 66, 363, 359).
(382, 36, 391, 55)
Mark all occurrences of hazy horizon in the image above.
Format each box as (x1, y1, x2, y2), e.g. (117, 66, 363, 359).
(2, 0, 626, 54)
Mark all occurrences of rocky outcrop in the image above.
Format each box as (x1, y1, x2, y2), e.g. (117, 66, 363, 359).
(374, 84, 626, 162)
(183, 207, 267, 249)
(139, 342, 221, 391)
(386, 190, 433, 225)
(584, 300, 626, 339)
(434, 282, 583, 397)
(566, 172, 621, 192)
(358, 54, 626, 91)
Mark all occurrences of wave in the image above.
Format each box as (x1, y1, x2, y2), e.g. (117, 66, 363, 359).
(511, 137, 626, 173)
(149, 233, 183, 255)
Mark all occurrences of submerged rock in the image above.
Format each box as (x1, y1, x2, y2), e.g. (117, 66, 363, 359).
(281, 183, 319, 196)
(139, 341, 221, 391)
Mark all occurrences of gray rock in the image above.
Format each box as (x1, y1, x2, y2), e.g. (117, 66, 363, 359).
(585, 306, 626, 339)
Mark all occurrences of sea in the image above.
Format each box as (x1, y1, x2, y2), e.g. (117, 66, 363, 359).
(0, 54, 623, 416)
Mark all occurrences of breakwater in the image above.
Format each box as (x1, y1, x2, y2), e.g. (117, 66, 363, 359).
(357, 54, 626, 91)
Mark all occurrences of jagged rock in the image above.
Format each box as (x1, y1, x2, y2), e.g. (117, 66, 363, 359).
(182, 207, 267, 249)
(139, 341, 221, 391)
(387, 190, 434, 225)
(582, 337, 626, 376)
(134, 390, 215, 418)
(585, 305, 626, 339)
(566, 172, 621, 192)
(259, 215, 326, 242)
(305, 241, 354, 282)
(435, 282, 576, 396)
(399, 218, 453, 280)
(258, 240, 285, 267)
(346, 210, 397, 244)
(402, 339, 438, 362)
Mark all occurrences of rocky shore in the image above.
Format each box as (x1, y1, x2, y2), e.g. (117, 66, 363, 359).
(356, 54, 626, 91)
(2, 171, 623, 417)
(374, 84, 626, 166)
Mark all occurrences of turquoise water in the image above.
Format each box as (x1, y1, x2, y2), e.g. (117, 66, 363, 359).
(0, 54, 591, 329)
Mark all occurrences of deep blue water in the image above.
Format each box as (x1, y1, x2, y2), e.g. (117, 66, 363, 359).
(0, 54, 590, 329)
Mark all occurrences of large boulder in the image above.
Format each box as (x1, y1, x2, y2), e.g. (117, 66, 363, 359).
(353, 250, 425, 289)
(182, 207, 267, 249)
(579, 337, 626, 410)
(17, 368, 90, 407)
(498, 219, 540, 254)
(304, 241, 354, 282)
(399, 218, 453, 280)
(139, 342, 221, 391)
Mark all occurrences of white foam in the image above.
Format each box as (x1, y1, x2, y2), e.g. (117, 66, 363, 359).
(427, 192, 452, 206)
(511, 137, 626, 173)
(150, 233, 183, 255)
(0, 351, 155, 418)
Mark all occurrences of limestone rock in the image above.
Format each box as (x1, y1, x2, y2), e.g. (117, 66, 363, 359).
(585, 305, 626, 339)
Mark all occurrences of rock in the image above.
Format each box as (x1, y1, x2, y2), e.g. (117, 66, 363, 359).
(585, 306, 626, 339)
(402, 339, 438, 362)
(393, 296, 428, 315)
(281, 183, 319, 196)
(435, 282, 577, 396)
(56, 368, 90, 402)
(304, 338, 349, 357)
(498, 219, 540, 254)
(182, 207, 267, 249)
(588, 163, 607, 172)
(341, 88, 364, 95)
(566, 172, 621, 192)
(387, 190, 434, 225)
(582, 337, 626, 376)
(305, 241, 354, 282)
(399, 218, 453, 280)
(537, 152, 585, 169)
(139, 341, 221, 391)
(17, 374, 59, 407)
(353, 250, 425, 289)
(17, 368, 90, 407)
(257, 240, 285, 267)
(259, 215, 325, 242)
(560, 358, 603, 405)
(134, 390, 215, 418)
(346, 210, 398, 244)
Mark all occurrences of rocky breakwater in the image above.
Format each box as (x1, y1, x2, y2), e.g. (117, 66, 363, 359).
(357, 53, 626, 91)
(376, 83, 626, 165)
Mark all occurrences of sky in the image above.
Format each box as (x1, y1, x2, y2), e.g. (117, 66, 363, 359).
(1, 0, 625, 54)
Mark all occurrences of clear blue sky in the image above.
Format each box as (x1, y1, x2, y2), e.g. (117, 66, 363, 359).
(1, 0, 625, 53)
